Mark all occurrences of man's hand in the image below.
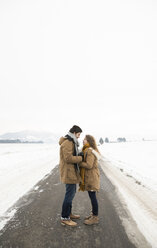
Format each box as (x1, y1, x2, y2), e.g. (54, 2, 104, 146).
(78, 152, 84, 161)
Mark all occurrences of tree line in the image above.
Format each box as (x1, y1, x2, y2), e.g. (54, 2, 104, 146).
(99, 137, 126, 144)
(0, 139, 43, 143)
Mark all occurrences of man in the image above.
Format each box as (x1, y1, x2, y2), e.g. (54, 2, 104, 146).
(59, 125, 83, 226)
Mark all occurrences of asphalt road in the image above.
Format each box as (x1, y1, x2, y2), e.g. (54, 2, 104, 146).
(0, 165, 149, 248)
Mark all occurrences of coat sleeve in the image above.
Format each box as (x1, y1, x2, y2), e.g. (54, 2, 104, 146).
(79, 149, 95, 169)
(62, 141, 82, 164)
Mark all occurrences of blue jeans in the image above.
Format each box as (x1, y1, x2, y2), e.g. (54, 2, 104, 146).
(88, 191, 98, 216)
(61, 184, 76, 218)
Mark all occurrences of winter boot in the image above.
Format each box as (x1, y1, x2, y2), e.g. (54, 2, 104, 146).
(84, 215, 99, 225)
(84, 212, 93, 220)
(61, 218, 77, 227)
(70, 213, 80, 219)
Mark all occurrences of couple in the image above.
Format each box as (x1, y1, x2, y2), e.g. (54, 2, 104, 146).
(59, 125, 101, 227)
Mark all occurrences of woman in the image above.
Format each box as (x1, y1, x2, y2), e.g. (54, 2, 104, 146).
(79, 135, 101, 225)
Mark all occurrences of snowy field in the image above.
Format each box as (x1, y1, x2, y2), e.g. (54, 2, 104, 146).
(99, 141, 157, 248)
(0, 143, 59, 229)
(99, 141, 157, 191)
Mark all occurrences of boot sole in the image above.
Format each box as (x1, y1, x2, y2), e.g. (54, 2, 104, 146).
(61, 222, 77, 227)
(84, 222, 99, 225)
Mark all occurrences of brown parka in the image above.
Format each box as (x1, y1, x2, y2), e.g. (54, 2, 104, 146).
(59, 136, 82, 184)
(79, 148, 100, 191)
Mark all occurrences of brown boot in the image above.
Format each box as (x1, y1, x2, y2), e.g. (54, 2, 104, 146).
(70, 213, 80, 219)
(84, 213, 93, 220)
(84, 215, 99, 225)
(61, 219, 77, 227)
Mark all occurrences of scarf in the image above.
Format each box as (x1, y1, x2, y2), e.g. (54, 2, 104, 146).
(78, 143, 90, 192)
(66, 132, 80, 173)
(67, 132, 79, 155)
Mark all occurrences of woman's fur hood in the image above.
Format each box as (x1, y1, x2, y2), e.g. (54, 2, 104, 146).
(88, 147, 102, 161)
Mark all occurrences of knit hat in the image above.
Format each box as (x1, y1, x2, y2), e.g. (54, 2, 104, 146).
(69, 125, 82, 134)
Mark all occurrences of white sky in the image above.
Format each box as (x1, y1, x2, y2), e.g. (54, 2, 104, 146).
(0, 0, 157, 138)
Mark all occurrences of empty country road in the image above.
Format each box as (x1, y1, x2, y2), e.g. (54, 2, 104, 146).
(0, 165, 150, 248)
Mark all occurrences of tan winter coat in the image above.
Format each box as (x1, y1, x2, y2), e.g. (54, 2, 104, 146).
(59, 137, 82, 184)
(79, 148, 100, 191)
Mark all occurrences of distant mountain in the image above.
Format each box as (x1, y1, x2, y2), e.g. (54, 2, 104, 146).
(0, 130, 59, 143)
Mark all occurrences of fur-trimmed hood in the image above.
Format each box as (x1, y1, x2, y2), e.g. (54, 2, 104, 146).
(89, 148, 102, 161)
(59, 136, 67, 145)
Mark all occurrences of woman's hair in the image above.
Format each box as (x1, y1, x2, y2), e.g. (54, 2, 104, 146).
(85, 135, 100, 154)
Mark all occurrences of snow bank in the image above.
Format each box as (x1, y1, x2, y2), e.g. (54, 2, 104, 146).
(99, 141, 157, 248)
(0, 143, 59, 230)
(99, 141, 157, 191)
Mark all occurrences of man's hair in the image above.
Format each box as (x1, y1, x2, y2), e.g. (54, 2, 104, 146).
(69, 125, 82, 134)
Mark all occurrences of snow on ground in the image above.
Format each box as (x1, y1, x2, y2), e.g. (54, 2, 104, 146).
(0, 141, 157, 247)
(99, 141, 157, 248)
(99, 141, 157, 191)
(0, 143, 59, 230)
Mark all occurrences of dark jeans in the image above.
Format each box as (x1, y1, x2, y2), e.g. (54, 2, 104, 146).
(88, 191, 98, 216)
(61, 184, 76, 218)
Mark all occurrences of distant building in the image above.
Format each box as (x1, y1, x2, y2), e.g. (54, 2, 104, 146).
(117, 137, 126, 142)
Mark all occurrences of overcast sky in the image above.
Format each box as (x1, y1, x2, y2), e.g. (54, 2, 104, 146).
(0, 0, 157, 138)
